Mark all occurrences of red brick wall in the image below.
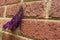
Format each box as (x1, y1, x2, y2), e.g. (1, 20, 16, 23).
(0, 0, 60, 40)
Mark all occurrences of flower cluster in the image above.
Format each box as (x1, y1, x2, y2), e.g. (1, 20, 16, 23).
(3, 6, 24, 31)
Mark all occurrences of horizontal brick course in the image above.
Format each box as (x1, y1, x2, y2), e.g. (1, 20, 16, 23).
(20, 19, 60, 40)
(0, 0, 20, 5)
(49, 0, 60, 18)
(6, 1, 46, 18)
(2, 32, 25, 40)
(0, 18, 60, 40)
(4, 0, 20, 4)
(0, 7, 5, 17)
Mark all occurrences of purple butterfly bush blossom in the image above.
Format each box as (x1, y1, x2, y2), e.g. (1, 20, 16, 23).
(3, 6, 24, 31)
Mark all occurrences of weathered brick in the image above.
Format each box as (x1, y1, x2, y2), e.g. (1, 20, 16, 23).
(0, 0, 20, 5)
(6, 1, 46, 18)
(2, 32, 25, 40)
(5, 0, 20, 4)
(6, 4, 20, 17)
(0, 18, 60, 40)
(20, 19, 60, 40)
(23, 1, 46, 18)
(49, 0, 60, 17)
(0, 0, 4, 5)
(0, 18, 11, 28)
(0, 7, 5, 17)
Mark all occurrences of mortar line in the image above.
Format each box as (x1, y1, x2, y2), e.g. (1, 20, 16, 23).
(21, 0, 24, 2)
(3, 6, 7, 18)
(45, 0, 51, 18)
(0, 17, 60, 21)
(44, 0, 47, 2)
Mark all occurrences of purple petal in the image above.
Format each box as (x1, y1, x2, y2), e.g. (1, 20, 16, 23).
(3, 22, 10, 29)
(3, 6, 24, 31)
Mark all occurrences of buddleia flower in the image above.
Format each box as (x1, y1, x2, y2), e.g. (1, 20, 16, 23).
(3, 6, 24, 31)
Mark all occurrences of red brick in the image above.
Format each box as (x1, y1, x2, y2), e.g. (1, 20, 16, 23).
(0, 7, 5, 17)
(0, 18, 60, 40)
(6, 1, 46, 18)
(6, 4, 20, 17)
(49, 0, 60, 17)
(0, 0, 4, 5)
(20, 19, 60, 40)
(0, 18, 11, 28)
(0, 0, 20, 5)
(2, 32, 25, 40)
(5, 0, 20, 4)
(23, 1, 46, 18)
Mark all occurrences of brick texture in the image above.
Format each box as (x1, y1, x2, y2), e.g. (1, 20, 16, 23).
(4, 0, 20, 4)
(23, 1, 46, 18)
(1, 0, 60, 40)
(6, 1, 46, 18)
(0, 0, 20, 5)
(49, 0, 60, 17)
(2, 32, 25, 40)
(0, 7, 5, 17)
(0, 0, 4, 5)
(0, 18, 60, 40)
(6, 4, 20, 17)
(20, 19, 60, 40)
